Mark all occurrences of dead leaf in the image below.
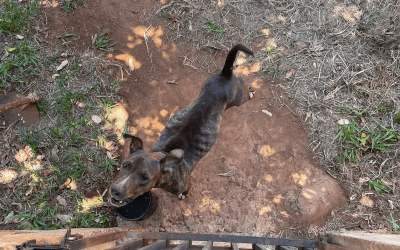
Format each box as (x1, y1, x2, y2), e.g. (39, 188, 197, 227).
(56, 195, 68, 207)
(60, 53, 67, 57)
(361, 133, 367, 146)
(364, 153, 374, 159)
(41, 169, 54, 177)
(360, 196, 374, 208)
(360, 117, 366, 124)
(92, 34, 97, 44)
(337, 119, 350, 125)
(59, 178, 72, 190)
(356, 153, 362, 161)
(388, 200, 394, 209)
(52, 74, 60, 79)
(7, 47, 16, 52)
(25, 186, 33, 196)
(285, 69, 294, 79)
(56, 214, 72, 223)
(358, 177, 370, 183)
(298, 44, 309, 50)
(56, 59, 68, 71)
(261, 110, 272, 116)
(313, 62, 317, 68)
(15, 34, 24, 40)
(381, 178, 393, 186)
(51, 148, 59, 159)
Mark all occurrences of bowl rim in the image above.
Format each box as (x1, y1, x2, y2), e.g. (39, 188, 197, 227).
(114, 191, 152, 221)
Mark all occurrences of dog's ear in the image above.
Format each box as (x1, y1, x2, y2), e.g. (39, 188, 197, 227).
(124, 134, 143, 153)
(160, 149, 184, 174)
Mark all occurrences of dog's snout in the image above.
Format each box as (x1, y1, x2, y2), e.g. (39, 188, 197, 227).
(111, 186, 122, 198)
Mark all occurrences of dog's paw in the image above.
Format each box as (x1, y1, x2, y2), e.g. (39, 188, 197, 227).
(178, 193, 186, 200)
(249, 91, 255, 99)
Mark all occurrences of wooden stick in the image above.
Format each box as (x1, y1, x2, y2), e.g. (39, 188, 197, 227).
(0, 93, 40, 114)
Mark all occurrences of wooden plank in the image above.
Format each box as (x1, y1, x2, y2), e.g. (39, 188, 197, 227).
(127, 232, 317, 248)
(69, 231, 126, 250)
(106, 239, 144, 250)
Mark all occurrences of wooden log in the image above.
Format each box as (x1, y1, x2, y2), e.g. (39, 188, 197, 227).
(0, 93, 40, 114)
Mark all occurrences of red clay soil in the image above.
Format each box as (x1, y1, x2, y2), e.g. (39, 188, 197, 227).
(43, 0, 347, 235)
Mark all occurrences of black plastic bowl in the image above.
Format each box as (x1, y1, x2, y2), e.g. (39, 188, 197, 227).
(115, 192, 157, 221)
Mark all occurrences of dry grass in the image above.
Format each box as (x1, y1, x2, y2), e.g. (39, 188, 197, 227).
(158, 0, 400, 234)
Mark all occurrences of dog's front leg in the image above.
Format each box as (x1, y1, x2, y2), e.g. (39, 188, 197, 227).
(177, 176, 191, 200)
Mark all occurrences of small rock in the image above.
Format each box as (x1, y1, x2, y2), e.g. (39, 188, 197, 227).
(337, 119, 350, 125)
(262, 110, 272, 116)
(15, 34, 24, 40)
(91, 115, 102, 124)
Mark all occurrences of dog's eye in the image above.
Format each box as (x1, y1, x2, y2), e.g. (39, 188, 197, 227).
(122, 163, 127, 169)
(141, 175, 149, 181)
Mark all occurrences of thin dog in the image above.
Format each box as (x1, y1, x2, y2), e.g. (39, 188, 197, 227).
(110, 44, 254, 207)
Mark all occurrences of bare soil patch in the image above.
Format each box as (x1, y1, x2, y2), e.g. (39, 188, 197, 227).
(1, 0, 399, 238)
(40, 0, 347, 237)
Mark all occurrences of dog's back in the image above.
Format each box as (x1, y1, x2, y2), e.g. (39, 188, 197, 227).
(151, 45, 254, 172)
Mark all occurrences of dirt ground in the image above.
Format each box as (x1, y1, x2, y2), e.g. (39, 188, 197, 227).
(39, 0, 348, 236)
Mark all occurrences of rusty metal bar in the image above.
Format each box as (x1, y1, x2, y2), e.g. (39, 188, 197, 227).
(137, 240, 167, 250)
(202, 241, 213, 250)
(172, 241, 189, 250)
(69, 231, 126, 250)
(106, 239, 144, 250)
(127, 232, 317, 248)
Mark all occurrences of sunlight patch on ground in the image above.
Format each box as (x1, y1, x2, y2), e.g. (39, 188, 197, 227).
(273, 194, 282, 204)
(235, 61, 260, 76)
(132, 26, 163, 47)
(198, 196, 221, 214)
(292, 172, 307, 186)
(280, 211, 289, 217)
(259, 206, 271, 215)
(0, 169, 18, 184)
(333, 5, 362, 25)
(183, 209, 192, 216)
(259, 145, 276, 157)
(114, 53, 141, 70)
(264, 174, 273, 182)
(302, 189, 316, 199)
(105, 104, 129, 137)
(250, 78, 262, 89)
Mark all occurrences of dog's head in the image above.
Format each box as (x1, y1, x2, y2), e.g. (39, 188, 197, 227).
(109, 135, 183, 207)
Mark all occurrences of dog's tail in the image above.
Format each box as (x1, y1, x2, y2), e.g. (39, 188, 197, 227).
(221, 44, 254, 78)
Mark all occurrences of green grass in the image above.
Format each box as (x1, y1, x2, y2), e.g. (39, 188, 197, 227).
(368, 179, 389, 195)
(266, 68, 278, 78)
(56, 88, 85, 114)
(394, 112, 400, 123)
(204, 22, 224, 38)
(20, 129, 44, 155)
(99, 156, 118, 176)
(1, 41, 43, 87)
(335, 120, 398, 163)
(95, 30, 115, 51)
(70, 212, 110, 228)
(14, 204, 59, 230)
(0, 0, 39, 35)
(60, 0, 83, 13)
(383, 214, 400, 232)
